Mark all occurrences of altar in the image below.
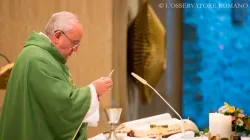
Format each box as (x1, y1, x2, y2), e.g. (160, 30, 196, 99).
(89, 134, 250, 140)
(89, 113, 250, 140)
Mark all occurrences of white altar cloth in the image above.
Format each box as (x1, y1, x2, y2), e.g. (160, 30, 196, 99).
(89, 113, 250, 140)
(89, 132, 250, 140)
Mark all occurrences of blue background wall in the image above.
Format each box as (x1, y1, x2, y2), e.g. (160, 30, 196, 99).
(182, 0, 250, 129)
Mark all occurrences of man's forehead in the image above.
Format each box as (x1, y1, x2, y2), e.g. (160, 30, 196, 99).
(73, 22, 83, 31)
(68, 24, 83, 39)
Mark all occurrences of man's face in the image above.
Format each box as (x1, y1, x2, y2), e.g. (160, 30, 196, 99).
(52, 23, 83, 59)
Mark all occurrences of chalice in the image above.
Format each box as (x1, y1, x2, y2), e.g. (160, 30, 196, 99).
(104, 108, 122, 140)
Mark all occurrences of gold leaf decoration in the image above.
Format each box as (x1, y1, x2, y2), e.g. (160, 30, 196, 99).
(127, 0, 166, 104)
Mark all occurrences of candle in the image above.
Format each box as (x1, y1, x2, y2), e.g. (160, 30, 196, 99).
(209, 113, 232, 139)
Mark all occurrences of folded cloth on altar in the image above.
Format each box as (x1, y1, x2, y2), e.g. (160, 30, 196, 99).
(115, 113, 199, 138)
(89, 131, 196, 140)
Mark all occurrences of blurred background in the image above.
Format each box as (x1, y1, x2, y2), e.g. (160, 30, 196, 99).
(182, 0, 250, 130)
(0, 0, 249, 137)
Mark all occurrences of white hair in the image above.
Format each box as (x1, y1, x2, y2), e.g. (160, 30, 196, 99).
(45, 11, 79, 35)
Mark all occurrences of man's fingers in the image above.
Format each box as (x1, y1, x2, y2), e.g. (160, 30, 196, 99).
(106, 83, 112, 87)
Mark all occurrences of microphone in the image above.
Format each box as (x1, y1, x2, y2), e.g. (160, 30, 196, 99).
(131, 72, 185, 134)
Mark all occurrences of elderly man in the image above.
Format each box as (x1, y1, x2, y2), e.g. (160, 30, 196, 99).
(0, 11, 112, 140)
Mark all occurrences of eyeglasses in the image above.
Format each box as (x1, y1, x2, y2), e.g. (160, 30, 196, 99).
(54, 30, 80, 48)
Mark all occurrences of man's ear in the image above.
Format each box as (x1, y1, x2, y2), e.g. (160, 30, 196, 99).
(54, 32, 61, 44)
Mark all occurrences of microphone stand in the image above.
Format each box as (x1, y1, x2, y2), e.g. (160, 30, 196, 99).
(131, 72, 185, 136)
(146, 84, 185, 135)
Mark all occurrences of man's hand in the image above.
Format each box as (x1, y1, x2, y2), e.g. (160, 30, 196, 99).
(92, 77, 113, 101)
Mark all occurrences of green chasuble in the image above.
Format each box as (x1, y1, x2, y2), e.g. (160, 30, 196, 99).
(0, 31, 92, 140)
